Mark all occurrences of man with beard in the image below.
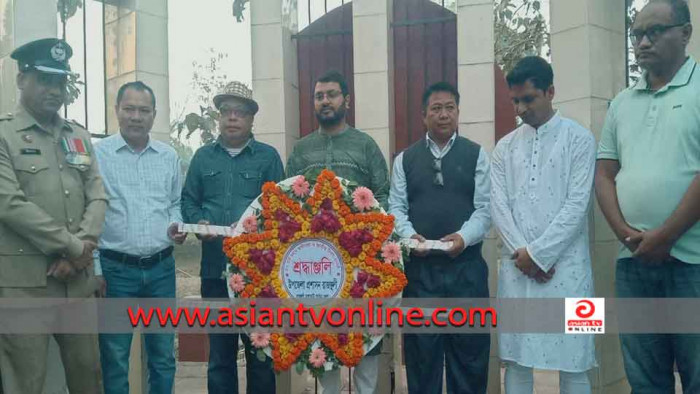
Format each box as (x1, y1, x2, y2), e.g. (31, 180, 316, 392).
(286, 70, 389, 208)
(596, 0, 699, 391)
(0, 38, 106, 393)
(182, 82, 283, 394)
(285, 71, 390, 393)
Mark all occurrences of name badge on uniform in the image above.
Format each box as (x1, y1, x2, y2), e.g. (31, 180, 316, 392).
(60, 137, 92, 167)
(20, 148, 41, 155)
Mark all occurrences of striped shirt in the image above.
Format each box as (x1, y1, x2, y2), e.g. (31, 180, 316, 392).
(95, 133, 183, 258)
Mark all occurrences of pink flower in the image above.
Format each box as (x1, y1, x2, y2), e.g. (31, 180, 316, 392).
(381, 242, 401, 263)
(338, 333, 349, 345)
(291, 176, 310, 198)
(228, 274, 245, 293)
(242, 215, 258, 233)
(250, 332, 270, 348)
(309, 347, 327, 368)
(352, 187, 375, 211)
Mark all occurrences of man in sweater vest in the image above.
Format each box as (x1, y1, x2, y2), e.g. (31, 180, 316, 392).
(389, 82, 492, 393)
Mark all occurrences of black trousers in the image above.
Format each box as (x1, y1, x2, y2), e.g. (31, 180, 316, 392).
(403, 250, 490, 394)
(201, 278, 275, 394)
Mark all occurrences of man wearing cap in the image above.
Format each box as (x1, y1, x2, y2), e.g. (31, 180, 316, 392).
(0, 38, 106, 393)
(95, 80, 186, 394)
(182, 81, 283, 394)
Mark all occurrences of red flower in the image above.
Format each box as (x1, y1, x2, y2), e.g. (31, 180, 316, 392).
(320, 198, 333, 210)
(311, 210, 341, 234)
(249, 249, 275, 275)
(350, 281, 365, 298)
(338, 333, 349, 345)
(357, 271, 369, 285)
(284, 333, 303, 342)
(339, 230, 373, 257)
(259, 285, 277, 298)
(366, 274, 381, 289)
(274, 209, 301, 242)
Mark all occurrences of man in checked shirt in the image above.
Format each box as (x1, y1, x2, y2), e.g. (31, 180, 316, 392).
(95, 81, 187, 394)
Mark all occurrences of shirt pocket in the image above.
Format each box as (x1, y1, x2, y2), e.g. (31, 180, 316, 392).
(239, 170, 262, 198)
(13, 155, 51, 197)
(202, 169, 224, 198)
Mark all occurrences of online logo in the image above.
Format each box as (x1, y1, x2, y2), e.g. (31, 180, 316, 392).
(564, 298, 605, 334)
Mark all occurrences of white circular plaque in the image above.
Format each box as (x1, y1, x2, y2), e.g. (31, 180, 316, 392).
(280, 238, 345, 301)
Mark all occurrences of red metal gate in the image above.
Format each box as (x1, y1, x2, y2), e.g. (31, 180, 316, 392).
(296, 0, 516, 148)
(296, 2, 355, 137)
(393, 0, 458, 153)
(393, 0, 515, 152)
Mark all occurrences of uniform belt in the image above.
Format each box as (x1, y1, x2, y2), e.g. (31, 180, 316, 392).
(100, 246, 174, 268)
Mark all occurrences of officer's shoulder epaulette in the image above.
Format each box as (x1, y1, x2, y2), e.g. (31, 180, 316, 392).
(0, 113, 14, 122)
(68, 119, 86, 129)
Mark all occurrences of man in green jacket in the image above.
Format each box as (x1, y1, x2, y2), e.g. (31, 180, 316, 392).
(286, 70, 390, 394)
(181, 82, 283, 394)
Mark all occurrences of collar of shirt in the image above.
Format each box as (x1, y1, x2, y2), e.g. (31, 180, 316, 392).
(13, 107, 73, 135)
(425, 131, 457, 158)
(317, 124, 350, 138)
(521, 110, 562, 135)
(634, 56, 696, 93)
(113, 131, 160, 155)
(215, 136, 255, 155)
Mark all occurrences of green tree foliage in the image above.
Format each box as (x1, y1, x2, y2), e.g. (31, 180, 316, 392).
(173, 50, 231, 145)
(57, 0, 85, 105)
(494, 0, 550, 74)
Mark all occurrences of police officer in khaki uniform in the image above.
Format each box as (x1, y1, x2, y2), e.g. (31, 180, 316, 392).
(0, 38, 106, 394)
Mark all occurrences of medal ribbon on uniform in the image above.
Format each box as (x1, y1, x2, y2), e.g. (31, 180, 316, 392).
(61, 137, 92, 167)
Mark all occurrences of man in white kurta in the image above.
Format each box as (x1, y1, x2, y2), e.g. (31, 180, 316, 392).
(490, 56, 596, 393)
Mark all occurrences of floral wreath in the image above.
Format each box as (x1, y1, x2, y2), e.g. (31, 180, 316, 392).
(223, 169, 409, 376)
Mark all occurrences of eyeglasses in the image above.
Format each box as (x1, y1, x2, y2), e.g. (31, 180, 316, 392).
(630, 23, 687, 46)
(432, 158, 443, 187)
(219, 105, 252, 118)
(314, 90, 343, 101)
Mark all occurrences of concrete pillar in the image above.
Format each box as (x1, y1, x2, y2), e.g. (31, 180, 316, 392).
(351, 2, 396, 389)
(352, 0, 395, 166)
(456, 1, 500, 392)
(250, 3, 300, 389)
(457, 0, 495, 152)
(0, 0, 59, 114)
(550, 0, 629, 392)
(104, 0, 170, 141)
(690, 0, 700, 59)
(250, 0, 300, 164)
